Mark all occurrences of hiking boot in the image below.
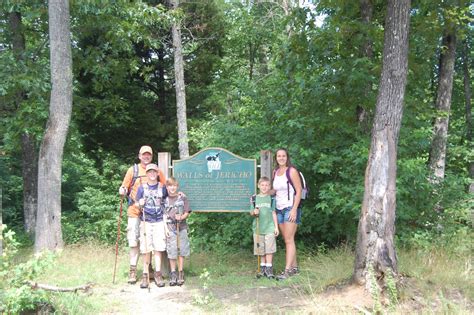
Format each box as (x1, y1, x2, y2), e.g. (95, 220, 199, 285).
(154, 271, 165, 287)
(276, 269, 290, 281)
(289, 266, 300, 276)
(177, 270, 185, 286)
(256, 266, 266, 279)
(140, 273, 149, 289)
(265, 266, 275, 279)
(128, 266, 137, 284)
(169, 271, 178, 286)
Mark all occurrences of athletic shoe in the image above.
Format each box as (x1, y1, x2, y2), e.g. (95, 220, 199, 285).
(256, 266, 266, 279)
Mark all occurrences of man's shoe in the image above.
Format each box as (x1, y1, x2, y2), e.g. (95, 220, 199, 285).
(276, 269, 290, 281)
(265, 266, 275, 279)
(177, 270, 185, 286)
(140, 273, 149, 289)
(128, 266, 137, 284)
(169, 271, 178, 286)
(256, 266, 266, 279)
(154, 271, 165, 287)
(289, 266, 300, 276)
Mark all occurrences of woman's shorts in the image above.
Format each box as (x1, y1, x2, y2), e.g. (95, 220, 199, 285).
(126, 217, 140, 247)
(166, 229, 191, 259)
(253, 234, 276, 255)
(276, 206, 302, 225)
(139, 221, 166, 253)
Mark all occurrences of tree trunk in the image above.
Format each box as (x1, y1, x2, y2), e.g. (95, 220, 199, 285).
(171, 0, 189, 158)
(353, 0, 411, 289)
(157, 46, 166, 114)
(22, 133, 38, 236)
(9, 12, 39, 238)
(356, 0, 373, 132)
(428, 27, 457, 182)
(461, 40, 473, 193)
(35, 0, 73, 252)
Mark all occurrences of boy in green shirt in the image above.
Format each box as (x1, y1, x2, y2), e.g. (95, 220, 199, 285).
(250, 176, 279, 278)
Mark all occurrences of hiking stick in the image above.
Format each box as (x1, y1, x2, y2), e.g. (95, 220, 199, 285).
(113, 195, 124, 284)
(176, 203, 183, 272)
(256, 215, 260, 274)
(141, 204, 151, 292)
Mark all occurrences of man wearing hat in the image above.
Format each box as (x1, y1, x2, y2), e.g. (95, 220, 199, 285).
(119, 145, 166, 284)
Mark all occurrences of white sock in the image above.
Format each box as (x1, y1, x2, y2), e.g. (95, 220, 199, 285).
(266, 263, 272, 267)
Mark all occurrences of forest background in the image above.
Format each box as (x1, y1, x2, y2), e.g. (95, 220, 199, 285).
(0, 0, 472, 313)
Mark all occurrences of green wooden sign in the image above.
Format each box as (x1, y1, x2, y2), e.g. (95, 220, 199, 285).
(172, 148, 256, 212)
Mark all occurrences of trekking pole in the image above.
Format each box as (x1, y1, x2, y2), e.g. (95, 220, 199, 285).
(256, 214, 260, 274)
(141, 203, 151, 292)
(113, 195, 124, 284)
(176, 203, 183, 272)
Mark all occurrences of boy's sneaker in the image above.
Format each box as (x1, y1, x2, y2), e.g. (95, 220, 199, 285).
(169, 271, 178, 286)
(289, 266, 300, 276)
(265, 266, 275, 279)
(154, 271, 165, 287)
(256, 266, 266, 279)
(276, 269, 290, 281)
(140, 273, 149, 289)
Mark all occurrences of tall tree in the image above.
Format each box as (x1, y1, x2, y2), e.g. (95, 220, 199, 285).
(353, 0, 411, 288)
(8, 11, 39, 237)
(35, 0, 72, 252)
(461, 39, 473, 193)
(428, 20, 457, 182)
(170, 0, 189, 158)
(356, 0, 373, 132)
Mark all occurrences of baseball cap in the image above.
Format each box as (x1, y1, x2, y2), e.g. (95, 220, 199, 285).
(146, 163, 159, 172)
(139, 145, 153, 155)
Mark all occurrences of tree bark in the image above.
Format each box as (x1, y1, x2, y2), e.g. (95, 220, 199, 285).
(356, 0, 373, 132)
(353, 0, 411, 289)
(461, 40, 473, 193)
(9, 12, 39, 238)
(35, 0, 73, 252)
(428, 26, 457, 182)
(171, 0, 189, 158)
(22, 133, 38, 236)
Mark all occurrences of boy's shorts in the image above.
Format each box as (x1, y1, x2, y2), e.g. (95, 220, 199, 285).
(253, 233, 276, 256)
(127, 217, 140, 247)
(276, 206, 302, 225)
(166, 228, 190, 259)
(139, 221, 166, 253)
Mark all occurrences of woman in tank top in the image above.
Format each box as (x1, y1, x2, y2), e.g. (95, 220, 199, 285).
(272, 148, 302, 280)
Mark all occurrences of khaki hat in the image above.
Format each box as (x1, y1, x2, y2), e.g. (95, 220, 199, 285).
(139, 145, 153, 155)
(146, 163, 159, 172)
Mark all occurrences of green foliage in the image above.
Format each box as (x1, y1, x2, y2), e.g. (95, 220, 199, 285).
(0, 227, 55, 314)
(61, 135, 125, 244)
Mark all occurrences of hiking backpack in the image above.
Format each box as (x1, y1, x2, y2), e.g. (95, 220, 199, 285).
(273, 166, 309, 202)
(127, 163, 146, 205)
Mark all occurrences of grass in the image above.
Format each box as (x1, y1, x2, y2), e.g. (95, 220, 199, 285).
(3, 242, 472, 314)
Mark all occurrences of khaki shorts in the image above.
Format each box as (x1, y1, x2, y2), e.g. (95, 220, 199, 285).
(253, 234, 276, 256)
(126, 217, 140, 247)
(139, 221, 166, 253)
(166, 229, 190, 259)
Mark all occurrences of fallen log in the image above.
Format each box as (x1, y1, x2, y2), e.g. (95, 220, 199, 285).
(26, 281, 93, 293)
